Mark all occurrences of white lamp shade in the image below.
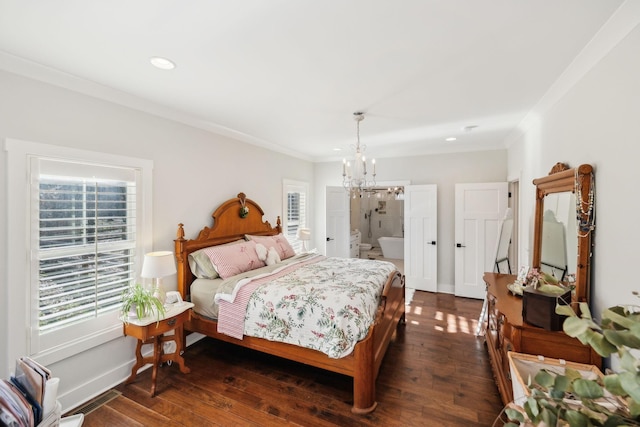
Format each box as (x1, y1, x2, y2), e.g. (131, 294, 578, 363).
(296, 228, 311, 241)
(141, 251, 177, 278)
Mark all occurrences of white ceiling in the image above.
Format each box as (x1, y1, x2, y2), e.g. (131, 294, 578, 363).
(0, 0, 624, 161)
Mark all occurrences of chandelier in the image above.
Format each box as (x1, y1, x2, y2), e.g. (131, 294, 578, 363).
(342, 112, 376, 196)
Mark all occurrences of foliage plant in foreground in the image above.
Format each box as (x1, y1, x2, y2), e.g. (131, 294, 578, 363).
(502, 294, 640, 426)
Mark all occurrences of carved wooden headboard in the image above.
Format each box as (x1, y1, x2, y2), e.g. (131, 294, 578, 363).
(174, 192, 281, 299)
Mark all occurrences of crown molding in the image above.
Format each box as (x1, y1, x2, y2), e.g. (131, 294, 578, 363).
(505, 0, 640, 147)
(0, 50, 312, 162)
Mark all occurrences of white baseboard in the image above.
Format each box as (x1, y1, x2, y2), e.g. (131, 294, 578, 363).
(438, 283, 455, 294)
(60, 332, 207, 413)
(58, 357, 141, 413)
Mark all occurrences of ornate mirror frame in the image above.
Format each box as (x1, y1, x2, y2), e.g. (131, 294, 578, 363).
(532, 162, 595, 304)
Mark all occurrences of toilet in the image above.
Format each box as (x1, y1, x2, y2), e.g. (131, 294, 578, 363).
(359, 243, 372, 259)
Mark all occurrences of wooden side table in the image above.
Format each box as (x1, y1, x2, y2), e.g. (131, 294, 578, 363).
(122, 302, 194, 396)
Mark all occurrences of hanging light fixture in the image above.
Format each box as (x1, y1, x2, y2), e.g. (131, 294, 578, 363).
(387, 186, 405, 200)
(342, 112, 376, 196)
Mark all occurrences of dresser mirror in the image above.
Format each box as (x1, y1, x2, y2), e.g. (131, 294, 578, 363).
(540, 192, 577, 281)
(532, 162, 595, 303)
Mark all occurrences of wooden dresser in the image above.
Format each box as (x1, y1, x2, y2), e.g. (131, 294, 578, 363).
(483, 272, 601, 405)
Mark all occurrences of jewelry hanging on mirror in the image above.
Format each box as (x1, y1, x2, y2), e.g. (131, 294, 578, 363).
(575, 168, 595, 237)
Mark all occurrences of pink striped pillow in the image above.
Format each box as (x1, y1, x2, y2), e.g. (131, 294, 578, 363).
(245, 233, 296, 260)
(202, 240, 265, 279)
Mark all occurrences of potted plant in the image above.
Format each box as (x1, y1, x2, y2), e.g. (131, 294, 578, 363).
(121, 283, 166, 322)
(501, 294, 640, 426)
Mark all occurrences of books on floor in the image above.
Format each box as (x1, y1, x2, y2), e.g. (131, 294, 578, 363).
(0, 357, 59, 427)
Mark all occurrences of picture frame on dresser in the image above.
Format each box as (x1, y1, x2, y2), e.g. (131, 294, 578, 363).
(483, 162, 599, 405)
(516, 265, 529, 283)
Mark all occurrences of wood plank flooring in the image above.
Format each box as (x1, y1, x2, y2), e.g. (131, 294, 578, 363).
(74, 291, 504, 426)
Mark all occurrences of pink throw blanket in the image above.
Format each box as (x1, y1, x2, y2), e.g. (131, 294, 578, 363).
(217, 257, 323, 339)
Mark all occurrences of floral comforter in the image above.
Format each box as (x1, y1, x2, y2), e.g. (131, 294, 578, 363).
(215, 255, 396, 358)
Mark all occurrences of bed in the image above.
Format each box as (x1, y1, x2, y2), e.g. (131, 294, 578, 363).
(174, 193, 405, 414)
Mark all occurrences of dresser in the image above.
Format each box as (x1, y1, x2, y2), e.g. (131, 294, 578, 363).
(483, 272, 601, 405)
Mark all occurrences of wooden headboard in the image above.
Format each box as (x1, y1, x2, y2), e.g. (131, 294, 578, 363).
(174, 192, 281, 299)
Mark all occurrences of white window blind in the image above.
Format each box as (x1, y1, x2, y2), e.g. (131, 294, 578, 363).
(283, 180, 309, 253)
(30, 157, 140, 352)
(6, 139, 152, 363)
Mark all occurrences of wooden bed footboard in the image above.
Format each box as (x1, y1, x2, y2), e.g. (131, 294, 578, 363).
(353, 271, 405, 414)
(174, 193, 406, 414)
(183, 271, 405, 414)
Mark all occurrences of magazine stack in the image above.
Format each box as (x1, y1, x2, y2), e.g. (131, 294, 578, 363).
(0, 357, 61, 427)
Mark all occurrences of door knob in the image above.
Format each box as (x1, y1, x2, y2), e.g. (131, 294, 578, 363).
(326, 237, 334, 242)
(456, 243, 466, 248)
(429, 241, 436, 245)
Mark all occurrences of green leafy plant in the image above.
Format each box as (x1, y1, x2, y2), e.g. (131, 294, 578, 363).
(121, 283, 166, 323)
(501, 294, 640, 426)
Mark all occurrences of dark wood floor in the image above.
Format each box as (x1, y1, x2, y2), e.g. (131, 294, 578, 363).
(75, 291, 504, 426)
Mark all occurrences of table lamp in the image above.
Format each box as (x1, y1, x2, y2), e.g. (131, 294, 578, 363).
(296, 228, 311, 252)
(141, 251, 177, 304)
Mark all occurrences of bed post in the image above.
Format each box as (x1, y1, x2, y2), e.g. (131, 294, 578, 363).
(351, 330, 377, 414)
(174, 223, 189, 300)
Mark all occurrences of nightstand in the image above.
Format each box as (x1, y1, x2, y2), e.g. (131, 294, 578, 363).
(122, 301, 194, 396)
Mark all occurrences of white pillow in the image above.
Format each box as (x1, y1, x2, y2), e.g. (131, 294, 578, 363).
(245, 233, 295, 260)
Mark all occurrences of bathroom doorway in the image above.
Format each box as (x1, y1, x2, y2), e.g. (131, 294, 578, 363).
(350, 187, 405, 266)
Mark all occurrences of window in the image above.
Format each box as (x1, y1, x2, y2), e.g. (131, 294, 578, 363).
(6, 140, 152, 361)
(282, 180, 309, 253)
(36, 161, 136, 333)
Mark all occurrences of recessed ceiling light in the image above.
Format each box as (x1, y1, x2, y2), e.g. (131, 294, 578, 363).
(446, 137, 457, 142)
(333, 148, 342, 151)
(150, 56, 176, 70)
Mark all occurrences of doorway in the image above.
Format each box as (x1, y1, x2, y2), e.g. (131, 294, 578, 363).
(351, 187, 405, 259)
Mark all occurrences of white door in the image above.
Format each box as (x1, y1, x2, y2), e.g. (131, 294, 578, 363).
(455, 183, 508, 299)
(404, 185, 438, 292)
(325, 186, 350, 258)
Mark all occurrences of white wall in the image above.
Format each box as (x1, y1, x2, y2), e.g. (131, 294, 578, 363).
(507, 11, 640, 322)
(0, 69, 313, 410)
(315, 150, 508, 290)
